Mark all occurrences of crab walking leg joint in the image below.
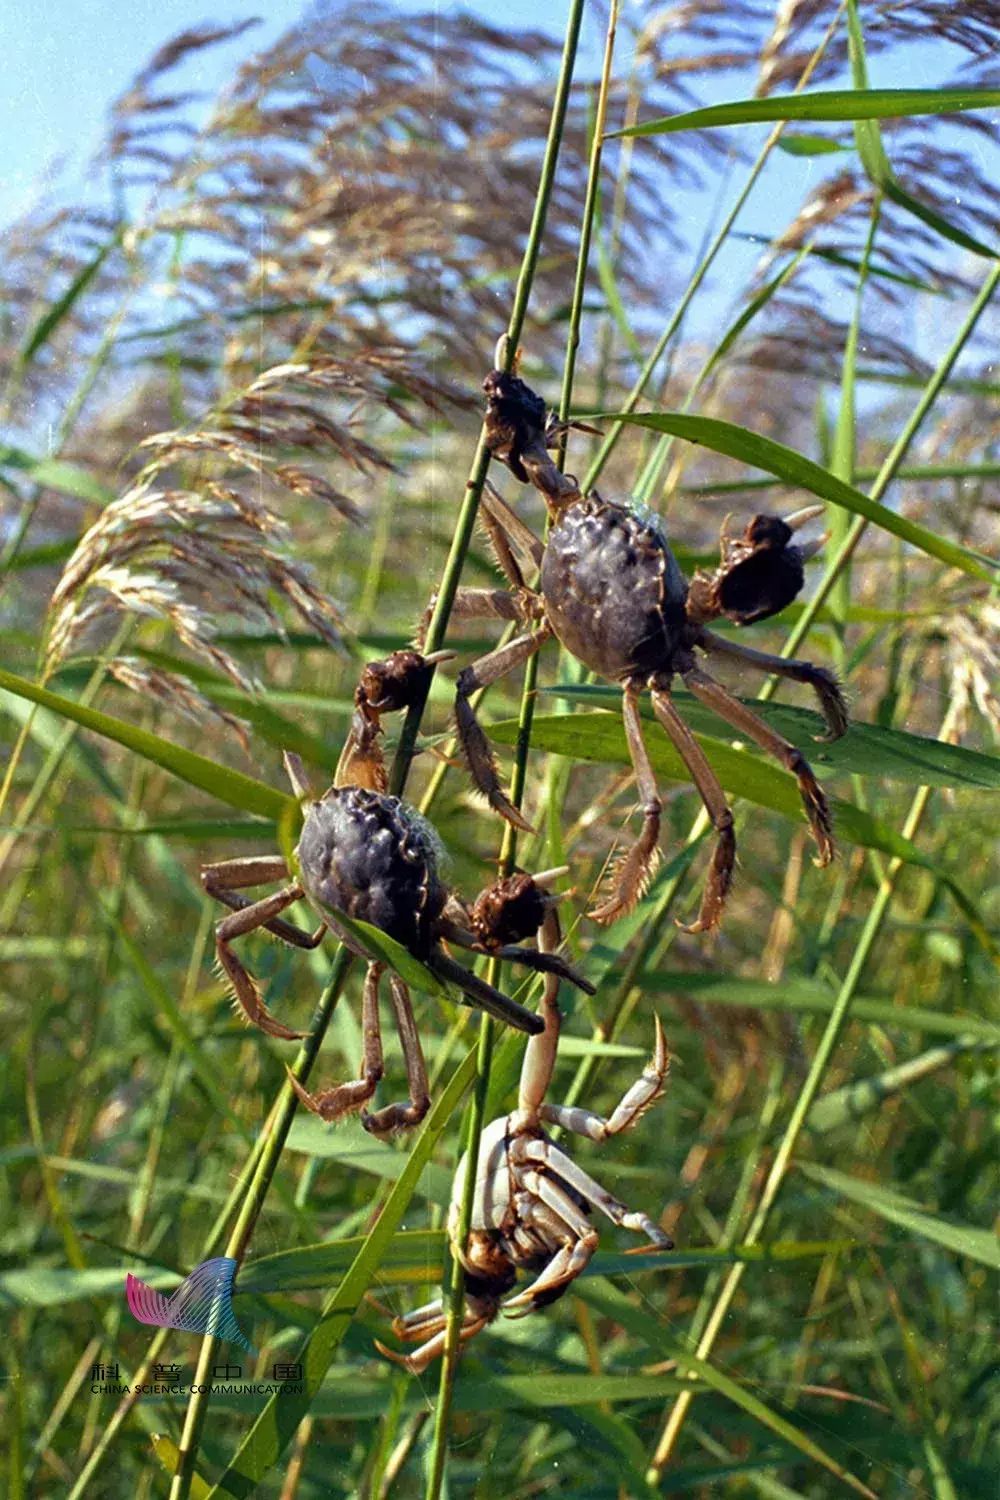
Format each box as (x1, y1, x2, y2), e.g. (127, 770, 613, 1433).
(377, 968, 671, 1372)
(442, 363, 849, 931)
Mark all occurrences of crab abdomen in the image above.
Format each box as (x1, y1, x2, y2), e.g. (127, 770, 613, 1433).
(295, 786, 446, 958)
(540, 498, 689, 680)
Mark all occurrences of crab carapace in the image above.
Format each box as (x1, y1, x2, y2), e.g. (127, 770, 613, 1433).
(432, 364, 848, 932)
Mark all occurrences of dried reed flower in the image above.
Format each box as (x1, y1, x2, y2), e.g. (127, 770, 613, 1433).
(947, 604, 1000, 741)
(108, 657, 252, 753)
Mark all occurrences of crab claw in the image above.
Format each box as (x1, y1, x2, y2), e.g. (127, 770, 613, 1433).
(688, 509, 826, 628)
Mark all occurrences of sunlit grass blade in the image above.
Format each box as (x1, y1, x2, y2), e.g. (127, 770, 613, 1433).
(0, 666, 294, 821)
(583, 412, 995, 579)
(610, 87, 1000, 139)
(203, 1047, 476, 1500)
(800, 1165, 1000, 1269)
(542, 684, 1000, 789)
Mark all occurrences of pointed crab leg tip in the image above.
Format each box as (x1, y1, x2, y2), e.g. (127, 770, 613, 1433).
(373, 1340, 408, 1368)
(422, 649, 457, 666)
(282, 750, 313, 802)
(653, 1015, 667, 1066)
(530, 866, 570, 889)
(493, 332, 511, 368)
(784, 504, 825, 532)
(798, 533, 828, 562)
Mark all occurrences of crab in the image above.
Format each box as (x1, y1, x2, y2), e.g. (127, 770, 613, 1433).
(377, 965, 671, 1373)
(433, 364, 849, 932)
(201, 660, 594, 1134)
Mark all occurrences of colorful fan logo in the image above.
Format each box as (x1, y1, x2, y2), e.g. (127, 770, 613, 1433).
(125, 1257, 256, 1353)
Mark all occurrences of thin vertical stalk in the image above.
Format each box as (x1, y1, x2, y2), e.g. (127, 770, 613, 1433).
(167, 947, 353, 1500)
(581, 4, 844, 493)
(388, 0, 588, 799)
(423, 8, 606, 1493)
(646, 698, 963, 1480)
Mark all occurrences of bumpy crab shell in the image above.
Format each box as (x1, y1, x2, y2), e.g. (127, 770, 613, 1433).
(541, 494, 692, 681)
(295, 785, 447, 961)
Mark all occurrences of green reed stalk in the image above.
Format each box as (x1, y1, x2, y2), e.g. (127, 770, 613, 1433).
(646, 696, 964, 1479)
(421, 8, 592, 1494)
(167, 947, 354, 1500)
(582, 4, 844, 493)
(388, 0, 588, 800)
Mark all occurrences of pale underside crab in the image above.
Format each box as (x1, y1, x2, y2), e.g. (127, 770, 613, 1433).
(201, 725, 594, 1134)
(426, 365, 849, 933)
(377, 969, 671, 1372)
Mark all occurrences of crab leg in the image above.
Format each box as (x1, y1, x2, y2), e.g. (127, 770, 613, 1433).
(487, 944, 594, 995)
(455, 627, 551, 833)
(361, 975, 431, 1135)
(697, 628, 848, 741)
(201, 856, 325, 948)
(214, 884, 318, 1040)
(682, 664, 834, 868)
(589, 679, 663, 924)
(540, 1018, 668, 1141)
(375, 1313, 489, 1375)
(388, 1297, 446, 1336)
(514, 1137, 671, 1247)
(502, 1191, 597, 1316)
(479, 480, 542, 573)
(414, 586, 528, 651)
(648, 683, 736, 934)
(427, 951, 544, 1035)
(287, 960, 385, 1119)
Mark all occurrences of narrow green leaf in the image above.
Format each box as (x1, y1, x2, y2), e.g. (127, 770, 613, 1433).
(806, 1039, 990, 1133)
(578, 1280, 879, 1499)
(844, 0, 997, 259)
(0, 667, 295, 822)
(236, 1230, 846, 1296)
(800, 1164, 1000, 1269)
(0, 447, 113, 507)
(489, 708, 961, 862)
(543, 684, 1000, 790)
(327, 911, 446, 996)
(205, 1047, 477, 1500)
(777, 132, 850, 157)
(583, 412, 995, 580)
(0, 1264, 180, 1309)
(150, 1436, 212, 1499)
(17, 228, 124, 368)
(636, 970, 1000, 1044)
(281, 1120, 454, 1203)
(610, 87, 1000, 139)
(490, 708, 997, 959)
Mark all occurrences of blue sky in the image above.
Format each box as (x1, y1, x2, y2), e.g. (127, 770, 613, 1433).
(0, 1, 594, 226)
(1, 2, 981, 375)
